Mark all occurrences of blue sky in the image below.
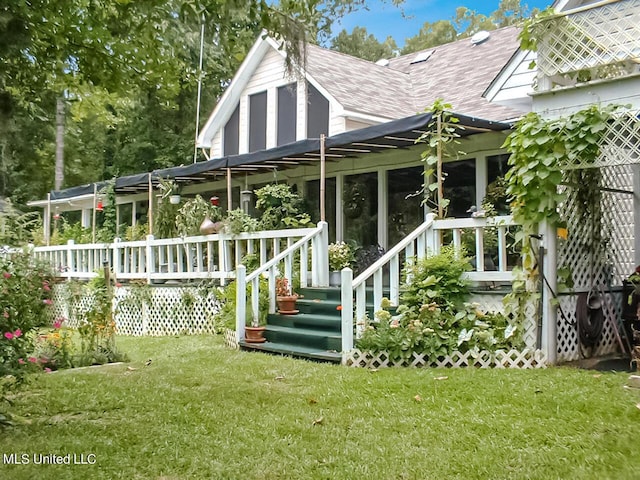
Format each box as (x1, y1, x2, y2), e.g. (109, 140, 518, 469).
(333, 0, 553, 47)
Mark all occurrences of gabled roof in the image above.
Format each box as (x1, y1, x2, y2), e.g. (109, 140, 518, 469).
(197, 26, 524, 148)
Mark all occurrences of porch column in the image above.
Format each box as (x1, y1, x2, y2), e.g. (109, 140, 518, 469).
(633, 165, 640, 266)
(476, 155, 488, 209)
(541, 221, 558, 364)
(378, 168, 387, 249)
(44, 193, 51, 246)
(336, 174, 344, 241)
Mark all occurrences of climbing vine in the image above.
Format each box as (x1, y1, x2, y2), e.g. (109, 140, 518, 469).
(418, 99, 463, 218)
(502, 104, 619, 330)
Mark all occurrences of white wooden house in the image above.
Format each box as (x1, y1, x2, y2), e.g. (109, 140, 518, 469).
(27, 0, 640, 366)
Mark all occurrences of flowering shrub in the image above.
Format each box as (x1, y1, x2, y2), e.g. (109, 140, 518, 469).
(31, 319, 74, 370)
(0, 252, 54, 420)
(328, 242, 354, 271)
(356, 248, 523, 363)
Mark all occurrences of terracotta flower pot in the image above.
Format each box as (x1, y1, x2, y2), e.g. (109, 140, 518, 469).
(245, 326, 266, 343)
(277, 295, 298, 314)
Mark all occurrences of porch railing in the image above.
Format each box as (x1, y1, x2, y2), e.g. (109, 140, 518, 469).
(339, 214, 519, 352)
(32, 228, 317, 284)
(537, 0, 640, 90)
(235, 222, 329, 342)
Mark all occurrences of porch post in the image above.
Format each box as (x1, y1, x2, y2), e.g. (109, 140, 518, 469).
(236, 264, 246, 343)
(147, 174, 154, 236)
(44, 193, 51, 246)
(341, 267, 354, 355)
(633, 165, 640, 266)
(320, 134, 326, 221)
(541, 221, 558, 364)
(92, 183, 98, 243)
(227, 167, 233, 211)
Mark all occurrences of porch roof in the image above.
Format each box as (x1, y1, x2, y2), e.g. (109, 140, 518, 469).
(36, 111, 510, 204)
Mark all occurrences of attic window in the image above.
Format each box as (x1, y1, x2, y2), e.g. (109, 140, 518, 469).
(410, 50, 434, 64)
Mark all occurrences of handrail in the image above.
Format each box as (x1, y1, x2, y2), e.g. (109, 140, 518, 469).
(340, 214, 520, 354)
(235, 222, 329, 342)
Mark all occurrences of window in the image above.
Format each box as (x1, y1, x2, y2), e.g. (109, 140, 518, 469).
(277, 83, 297, 146)
(442, 159, 476, 218)
(307, 82, 329, 138)
(306, 178, 336, 243)
(387, 167, 424, 246)
(249, 91, 267, 152)
(223, 104, 240, 156)
(343, 172, 378, 248)
(487, 153, 511, 184)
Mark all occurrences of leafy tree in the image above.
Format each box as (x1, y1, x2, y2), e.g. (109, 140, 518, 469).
(402, 0, 535, 55)
(401, 20, 457, 55)
(1, 0, 400, 209)
(330, 27, 397, 61)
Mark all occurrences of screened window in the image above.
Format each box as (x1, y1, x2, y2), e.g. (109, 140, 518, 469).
(223, 104, 240, 156)
(249, 91, 267, 152)
(442, 159, 476, 218)
(307, 82, 329, 138)
(277, 83, 297, 146)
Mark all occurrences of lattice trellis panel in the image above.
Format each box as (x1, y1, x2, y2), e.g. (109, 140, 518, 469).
(50, 283, 221, 336)
(343, 348, 547, 369)
(469, 293, 538, 349)
(555, 109, 640, 171)
(556, 164, 634, 362)
(537, 0, 640, 81)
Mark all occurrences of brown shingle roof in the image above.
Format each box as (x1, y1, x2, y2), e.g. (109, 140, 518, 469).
(305, 26, 523, 122)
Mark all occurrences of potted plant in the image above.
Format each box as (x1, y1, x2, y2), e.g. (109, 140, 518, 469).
(158, 178, 182, 205)
(276, 277, 298, 314)
(328, 241, 354, 286)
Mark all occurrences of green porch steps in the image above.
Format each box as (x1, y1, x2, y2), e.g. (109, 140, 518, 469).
(240, 286, 369, 363)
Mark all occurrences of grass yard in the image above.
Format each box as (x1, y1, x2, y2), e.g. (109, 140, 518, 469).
(0, 335, 639, 480)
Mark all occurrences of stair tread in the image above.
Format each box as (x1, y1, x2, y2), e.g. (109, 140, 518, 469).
(240, 341, 341, 362)
(266, 324, 341, 338)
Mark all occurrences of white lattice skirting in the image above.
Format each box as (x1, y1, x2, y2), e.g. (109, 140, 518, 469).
(50, 284, 221, 336)
(343, 348, 547, 369)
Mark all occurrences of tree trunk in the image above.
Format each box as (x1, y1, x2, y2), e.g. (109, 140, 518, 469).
(55, 97, 65, 190)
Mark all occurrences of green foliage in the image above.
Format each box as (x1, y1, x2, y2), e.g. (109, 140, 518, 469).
(504, 105, 617, 229)
(255, 184, 312, 230)
(154, 199, 182, 239)
(96, 178, 118, 242)
(328, 241, 354, 271)
(400, 246, 471, 311)
(357, 247, 522, 362)
(330, 27, 398, 61)
(223, 208, 259, 235)
(0, 207, 40, 246)
(124, 223, 149, 241)
(175, 195, 222, 237)
(212, 277, 269, 330)
(75, 271, 126, 366)
(418, 99, 463, 217)
(0, 252, 54, 420)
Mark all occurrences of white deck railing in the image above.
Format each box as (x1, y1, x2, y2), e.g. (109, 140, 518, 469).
(537, 0, 640, 89)
(339, 214, 519, 352)
(235, 222, 329, 341)
(32, 228, 317, 284)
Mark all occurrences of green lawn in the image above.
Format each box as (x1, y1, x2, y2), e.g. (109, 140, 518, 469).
(1, 335, 639, 480)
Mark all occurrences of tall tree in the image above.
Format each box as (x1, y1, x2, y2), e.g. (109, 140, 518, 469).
(1, 0, 402, 207)
(330, 27, 397, 61)
(401, 20, 457, 55)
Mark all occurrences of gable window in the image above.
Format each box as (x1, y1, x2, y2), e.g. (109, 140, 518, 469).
(249, 91, 267, 152)
(277, 83, 297, 146)
(223, 104, 240, 156)
(307, 82, 329, 138)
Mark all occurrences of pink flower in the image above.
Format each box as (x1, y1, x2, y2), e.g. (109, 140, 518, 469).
(18, 358, 25, 365)
(115, 282, 122, 288)
(44, 367, 52, 373)
(53, 319, 62, 329)
(4, 331, 13, 340)
(13, 329, 21, 338)
(27, 356, 37, 363)
(43, 299, 53, 305)
(2, 311, 8, 319)
(43, 282, 51, 292)
(2, 272, 10, 279)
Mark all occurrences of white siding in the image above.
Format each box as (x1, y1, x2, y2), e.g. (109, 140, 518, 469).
(212, 131, 223, 158)
(345, 119, 375, 131)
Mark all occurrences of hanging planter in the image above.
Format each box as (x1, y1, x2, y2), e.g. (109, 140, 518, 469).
(169, 194, 181, 205)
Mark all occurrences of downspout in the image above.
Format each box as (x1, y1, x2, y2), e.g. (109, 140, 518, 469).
(147, 174, 153, 236)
